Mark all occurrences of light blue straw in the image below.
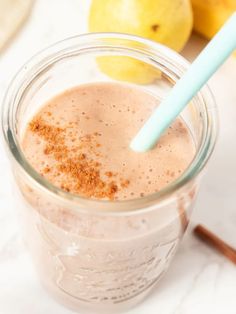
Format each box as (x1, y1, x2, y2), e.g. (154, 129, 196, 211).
(130, 12, 236, 152)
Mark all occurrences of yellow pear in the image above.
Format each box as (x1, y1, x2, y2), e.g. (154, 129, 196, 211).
(192, 0, 236, 39)
(89, 0, 193, 84)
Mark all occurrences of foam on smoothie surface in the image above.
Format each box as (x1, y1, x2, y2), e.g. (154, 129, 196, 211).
(22, 82, 195, 200)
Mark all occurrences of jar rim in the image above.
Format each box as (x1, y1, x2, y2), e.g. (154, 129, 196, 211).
(1, 32, 218, 214)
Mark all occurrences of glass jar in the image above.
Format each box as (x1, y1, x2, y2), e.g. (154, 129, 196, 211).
(1, 33, 218, 313)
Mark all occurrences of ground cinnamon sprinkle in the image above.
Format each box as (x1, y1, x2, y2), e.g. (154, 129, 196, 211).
(120, 179, 130, 188)
(43, 166, 51, 174)
(29, 118, 64, 144)
(29, 118, 129, 199)
(105, 171, 113, 178)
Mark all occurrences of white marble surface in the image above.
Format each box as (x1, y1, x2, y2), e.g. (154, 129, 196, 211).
(0, 1, 236, 313)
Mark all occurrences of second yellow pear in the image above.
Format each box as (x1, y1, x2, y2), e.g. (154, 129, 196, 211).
(192, 0, 236, 39)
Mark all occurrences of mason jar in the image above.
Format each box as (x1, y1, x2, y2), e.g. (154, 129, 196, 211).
(1, 33, 218, 313)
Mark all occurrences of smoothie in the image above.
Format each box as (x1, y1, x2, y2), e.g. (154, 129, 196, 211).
(19, 82, 196, 312)
(22, 82, 195, 200)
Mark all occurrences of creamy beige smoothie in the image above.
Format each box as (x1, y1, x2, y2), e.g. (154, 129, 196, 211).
(22, 82, 195, 200)
(19, 82, 196, 312)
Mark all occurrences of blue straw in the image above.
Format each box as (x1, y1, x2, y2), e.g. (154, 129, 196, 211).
(130, 12, 236, 152)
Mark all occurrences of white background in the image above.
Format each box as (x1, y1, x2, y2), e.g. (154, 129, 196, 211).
(0, 1, 236, 313)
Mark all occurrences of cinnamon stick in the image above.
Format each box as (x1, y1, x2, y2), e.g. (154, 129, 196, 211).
(194, 224, 236, 265)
